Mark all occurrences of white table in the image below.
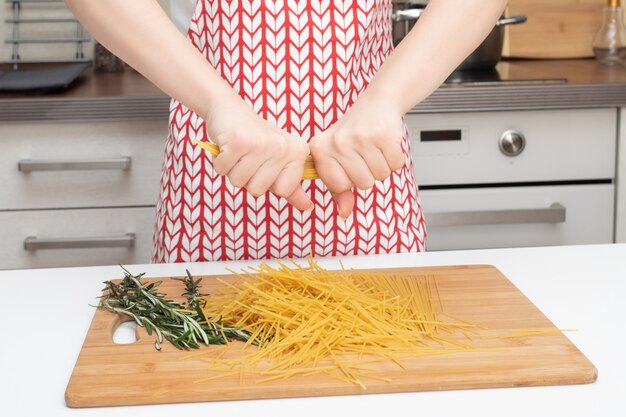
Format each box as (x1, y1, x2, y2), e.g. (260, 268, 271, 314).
(2, 244, 625, 416)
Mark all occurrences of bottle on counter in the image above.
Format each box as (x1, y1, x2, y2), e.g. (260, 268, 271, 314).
(593, 0, 626, 65)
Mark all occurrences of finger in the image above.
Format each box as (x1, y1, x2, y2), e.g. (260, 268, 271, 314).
(312, 157, 354, 217)
(310, 136, 355, 217)
(226, 153, 266, 189)
(358, 146, 391, 182)
(212, 142, 249, 176)
(285, 186, 313, 212)
(379, 137, 406, 172)
(313, 156, 352, 194)
(271, 160, 307, 200)
(334, 151, 376, 190)
(330, 189, 355, 219)
(244, 159, 283, 197)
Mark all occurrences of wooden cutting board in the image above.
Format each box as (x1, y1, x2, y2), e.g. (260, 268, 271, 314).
(65, 265, 596, 408)
(503, 0, 605, 58)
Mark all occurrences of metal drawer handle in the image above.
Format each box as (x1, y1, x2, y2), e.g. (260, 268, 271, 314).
(24, 233, 135, 251)
(392, 9, 423, 22)
(425, 203, 566, 227)
(18, 157, 131, 172)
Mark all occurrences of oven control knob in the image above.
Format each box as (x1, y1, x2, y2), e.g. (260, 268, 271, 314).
(499, 130, 526, 157)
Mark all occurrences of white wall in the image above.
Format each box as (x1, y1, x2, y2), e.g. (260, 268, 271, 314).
(0, 0, 171, 63)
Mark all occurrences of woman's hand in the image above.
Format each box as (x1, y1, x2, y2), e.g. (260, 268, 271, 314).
(309, 94, 406, 218)
(306, 0, 506, 219)
(205, 97, 313, 211)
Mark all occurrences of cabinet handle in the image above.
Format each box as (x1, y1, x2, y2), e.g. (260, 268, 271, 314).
(392, 9, 423, 22)
(18, 157, 131, 172)
(425, 203, 566, 227)
(24, 233, 135, 251)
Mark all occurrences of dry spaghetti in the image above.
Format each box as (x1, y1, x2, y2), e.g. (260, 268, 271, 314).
(193, 259, 483, 387)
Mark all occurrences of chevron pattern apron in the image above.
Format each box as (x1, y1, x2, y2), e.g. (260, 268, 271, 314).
(153, 0, 427, 262)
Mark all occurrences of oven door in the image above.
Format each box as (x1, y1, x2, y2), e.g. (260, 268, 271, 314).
(419, 184, 614, 251)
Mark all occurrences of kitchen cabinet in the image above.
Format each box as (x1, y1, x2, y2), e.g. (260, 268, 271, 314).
(0, 119, 167, 269)
(0, 206, 155, 269)
(0, 120, 165, 210)
(0, 107, 621, 267)
(1, 60, 625, 267)
(419, 184, 614, 251)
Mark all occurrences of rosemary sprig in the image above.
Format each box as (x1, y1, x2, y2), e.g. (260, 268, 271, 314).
(173, 270, 205, 309)
(98, 268, 252, 351)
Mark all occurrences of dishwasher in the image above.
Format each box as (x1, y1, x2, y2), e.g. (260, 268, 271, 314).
(408, 108, 617, 250)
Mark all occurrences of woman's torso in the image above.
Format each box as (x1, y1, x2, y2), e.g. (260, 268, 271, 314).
(153, 0, 426, 263)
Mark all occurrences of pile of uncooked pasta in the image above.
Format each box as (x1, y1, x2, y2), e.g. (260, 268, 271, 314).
(186, 259, 483, 387)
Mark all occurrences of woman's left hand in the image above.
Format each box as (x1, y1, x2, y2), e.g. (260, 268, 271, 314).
(309, 94, 406, 219)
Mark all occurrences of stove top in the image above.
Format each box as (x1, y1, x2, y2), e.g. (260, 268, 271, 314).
(444, 65, 568, 86)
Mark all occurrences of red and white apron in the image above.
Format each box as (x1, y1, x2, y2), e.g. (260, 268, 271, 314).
(153, 0, 427, 262)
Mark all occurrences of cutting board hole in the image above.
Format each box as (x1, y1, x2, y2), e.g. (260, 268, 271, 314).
(113, 321, 137, 344)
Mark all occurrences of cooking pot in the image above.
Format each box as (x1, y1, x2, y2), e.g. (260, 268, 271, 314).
(392, 9, 527, 71)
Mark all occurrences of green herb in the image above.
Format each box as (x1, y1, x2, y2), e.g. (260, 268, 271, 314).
(173, 269, 205, 309)
(97, 267, 252, 351)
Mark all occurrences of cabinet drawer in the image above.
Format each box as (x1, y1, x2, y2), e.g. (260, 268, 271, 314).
(0, 207, 155, 270)
(407, 108, 617, 186)
(0, 120, 167, 210)
(419, 184, 614, 251)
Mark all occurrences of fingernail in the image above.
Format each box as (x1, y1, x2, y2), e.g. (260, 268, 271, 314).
(305, 202, 314, 212)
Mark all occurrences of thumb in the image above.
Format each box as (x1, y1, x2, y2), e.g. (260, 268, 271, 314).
(331, 189, 355, 220)
(286, 186, 314, 212)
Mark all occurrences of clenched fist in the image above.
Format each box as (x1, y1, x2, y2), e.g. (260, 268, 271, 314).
(204, 97, 313, 211)
(309, 95, 406, 218)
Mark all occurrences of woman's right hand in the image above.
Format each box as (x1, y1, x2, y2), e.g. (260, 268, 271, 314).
(204, 97, 313, 212)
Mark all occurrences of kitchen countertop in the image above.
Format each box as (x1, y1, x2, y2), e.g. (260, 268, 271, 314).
(1, 59, 626, 121)
(1, 244, 625, 417)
